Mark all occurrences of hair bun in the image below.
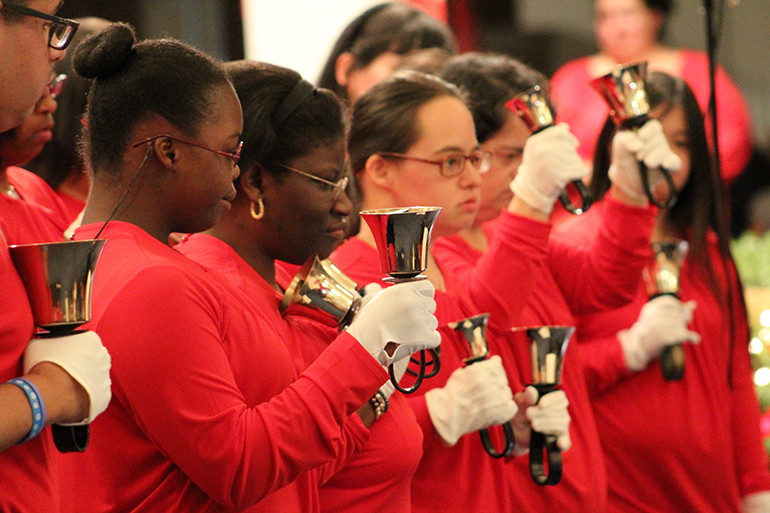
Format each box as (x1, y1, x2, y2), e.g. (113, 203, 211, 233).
(73, 22, 136, 80)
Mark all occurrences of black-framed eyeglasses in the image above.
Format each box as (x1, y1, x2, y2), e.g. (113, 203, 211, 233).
(2, 2, 80, 50)
(378, 150, 492, 177)
(49, 74, 67, 99)
(131, 134, 242, 168)
(277, 164, 349, 202)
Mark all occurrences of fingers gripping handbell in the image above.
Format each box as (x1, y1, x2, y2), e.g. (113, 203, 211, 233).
(450, 314, 516, 458)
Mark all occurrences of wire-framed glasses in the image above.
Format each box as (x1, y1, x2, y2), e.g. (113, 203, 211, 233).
(131, 134, 243, 168)
(2, 2, 80, 50)
(277, 164, 349, 202)
(378, 150, 492, 177)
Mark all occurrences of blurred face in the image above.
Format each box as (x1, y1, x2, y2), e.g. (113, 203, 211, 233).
(0, 0, 65, 132)
(0, 89, 57, 167)
(388, 96, 482, 239)
(345, 51, 402, 104)
(261, 139, 353, 264)
(594, 0, 662, 63)
(477, 113, 529, 224)
(177, 84, 243, 234)
(650, 103, 691, 204)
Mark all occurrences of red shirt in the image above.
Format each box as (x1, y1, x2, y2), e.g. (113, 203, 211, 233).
(1, 167, 68, 245)
(551, 50, 753, 185)
(433, 196, 656, 513)
(331, 210, 556, 513)
(177, 233, 423, 513)
(60, 222, 387, 513)
(559, 202, 770, 512)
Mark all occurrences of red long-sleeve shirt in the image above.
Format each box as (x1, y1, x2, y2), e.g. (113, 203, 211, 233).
(433, 196, 656, 513)
(331, 209, 556, 513)
(559, 201, 770, 513)
(59, 222, 388, 513)
(177, 233, 423, 513)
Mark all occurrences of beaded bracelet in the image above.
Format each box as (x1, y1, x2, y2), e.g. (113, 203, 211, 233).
(369, 390, 390, 420)
(6, 378, 46, 444)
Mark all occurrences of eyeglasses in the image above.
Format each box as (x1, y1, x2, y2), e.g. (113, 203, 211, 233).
(131, 134, 242, 168)
(378, 150, 492, 177)
(488, 148, 524, 168)
(49, 74, 67, 99)
(277, 164, 349, 202)
(2, 3, 80, 50)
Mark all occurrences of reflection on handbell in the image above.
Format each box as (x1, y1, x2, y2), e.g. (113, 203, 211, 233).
(643, 240, 690, 381)
(9, 238, 106, 454)
(588, 61, 650, 129)
(512, 325, 574, 486)
(280, 256, 362, 331)
(506, 86, 591, 215)
(9, 239, 106, 335)
(360, 206, 441, 282)
(450, 313, 516, 458)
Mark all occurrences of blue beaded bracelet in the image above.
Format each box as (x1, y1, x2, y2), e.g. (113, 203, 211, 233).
(7, 378, 46, 444)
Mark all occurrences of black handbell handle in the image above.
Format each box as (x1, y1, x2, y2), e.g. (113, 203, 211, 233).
(390, 349, 427, 394)
(406, 347, 441, 378)
(623, 116, 678, 210)
(52, 425, 89, 453)
(479, 421, 516, 459)
(559, 180, 592, 215)
(529, 430, 562, 485)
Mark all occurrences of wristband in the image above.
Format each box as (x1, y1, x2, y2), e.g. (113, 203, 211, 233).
(369, 390, 390, 420)
(7, 378, 46, 444)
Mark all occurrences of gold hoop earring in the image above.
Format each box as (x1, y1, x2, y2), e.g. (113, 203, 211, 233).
(250, 198, 265, 220)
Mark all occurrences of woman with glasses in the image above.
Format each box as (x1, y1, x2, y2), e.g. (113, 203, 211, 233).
(58, 23, 440, 513)
(330, 70, 583, 512)
(174, 59, 426, 513)
(433, 52, 681, 513)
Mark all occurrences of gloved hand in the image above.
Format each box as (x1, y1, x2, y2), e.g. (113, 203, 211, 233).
(742, 491, 770, 513)
(346, 280, 440, 367)
(618, 295, 701, 372)
(23, 331, 112, 425)
(608, 119, 682, 201)
(511, 386, 571, 454)
(359, 282, 382, 310)
(424, 355, 517, 446)
(510, 123, 589, 215)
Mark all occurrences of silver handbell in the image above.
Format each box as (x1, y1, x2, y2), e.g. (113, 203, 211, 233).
(280, 256, 362, 331)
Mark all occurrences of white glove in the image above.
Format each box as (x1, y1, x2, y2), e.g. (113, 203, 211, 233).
(619, 295, 701, 372)
(512, 386, 571, 454)
(23, 331, 112, 425)
(425, 355, 518, 446)
(359, 282, 382, 309)
(743, 491, 770, 513)
(346, 280, 440, 366)
(510, 123, 590, 215)
(608, 119, 682, 201)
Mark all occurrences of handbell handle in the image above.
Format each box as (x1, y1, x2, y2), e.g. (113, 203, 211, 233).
(559, 179, 592, 215)
(623, 116, 678, 209)
(529, 431, 562, 485)
(479, 421, 516, 459)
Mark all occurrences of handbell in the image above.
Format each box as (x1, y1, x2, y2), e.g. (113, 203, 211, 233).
(280, 256, 362, 331)
(507, 86, 591, 215)
(9, 238, 107, 454)
(450, 313, 516, 458)
(9, 239, 106, 335)
(360, 206, 441, 282)
(589, 62, 677, 208)
(642, 240, 690, 381)
(511, 325, 575, 486)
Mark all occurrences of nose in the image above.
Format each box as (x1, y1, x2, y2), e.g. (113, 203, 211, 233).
(232, 163, 241, 181)
(459, 161, 483, 188)
(333, 185, 354, 216)
(49, 47, 66, 63)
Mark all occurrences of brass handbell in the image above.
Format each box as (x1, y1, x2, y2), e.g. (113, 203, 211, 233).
(511, 325, 574, 486)
(642, 240, 690, 380)
(280, 256, 362, 331)
(360, 206, 442, 394)
(507, 85, 592, 215)
(589, 61, 677, 208)
(450, 313, 516, 458)
(9, 238, 107, 454)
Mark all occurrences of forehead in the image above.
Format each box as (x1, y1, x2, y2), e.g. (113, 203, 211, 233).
(413, 95, 476, 150)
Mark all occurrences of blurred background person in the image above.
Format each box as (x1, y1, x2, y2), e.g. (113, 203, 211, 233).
(560, 70, 770, 513)
(25, 17, 111, 225)
(551, 0, 752, 186)
(316, 2, 457, 106)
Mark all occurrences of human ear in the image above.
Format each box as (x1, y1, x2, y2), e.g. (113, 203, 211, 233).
(362, 153, 396, 190)
(335, 52, 356, 88)
(153, 137, 177, 170)
(239, 163, 263, 203)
